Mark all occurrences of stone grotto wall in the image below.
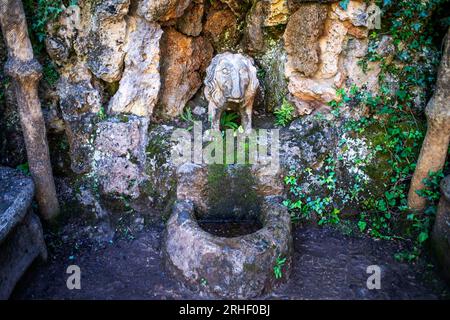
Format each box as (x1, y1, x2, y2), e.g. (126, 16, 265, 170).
(0, 0, 399, 222)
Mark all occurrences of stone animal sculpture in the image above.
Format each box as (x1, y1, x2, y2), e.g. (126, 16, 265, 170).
(204, 52, 259, 133)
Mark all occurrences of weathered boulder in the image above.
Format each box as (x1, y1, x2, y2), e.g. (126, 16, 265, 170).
(45, 5, 81, 65)
(158, 28, 213, 119)
(331, 0, 369, 27)
(343, 38, 380, 92)
(143, 124, 179, 209)
(164, 196, 292, 298)
(242, 0, 266, 54)
(203, 8, 241, 52)
(137, 0, 192, 22)
(56, 61, 102, 174)
(176, 0, 204, 36)
(176, 163, 209, 213)
(219, 0, 251, 17)
(264, 0, 290, 26)
(284, 3, 328, 77)
(93, 116, 149, 198)
(432, 175, 450, 282)
(317, 19, 348, 78)
(258, 43, 289, 112)
(85, 0, 130, 82)
(284, 1, 378, 115)
(242, 0, 290, 54)
(108, 17, 162, 117)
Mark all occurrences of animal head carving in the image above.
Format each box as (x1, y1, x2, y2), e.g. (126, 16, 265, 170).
(204, 53, 259, 106)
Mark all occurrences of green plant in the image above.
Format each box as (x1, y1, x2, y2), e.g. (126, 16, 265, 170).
(220, 111, 240, 131)
(339, 0, 350, 11)
(97, 106, 107, 121)
(274, 98, 294, 127)
(273, 255, 287, 279)
(23, 0, 65, 83)
(283, 156, 341, 226)
(16, 162, 30, 176)
(42, 59, 60, 85)
(181, 107, 195, 131)
(24, 0, 64, 44)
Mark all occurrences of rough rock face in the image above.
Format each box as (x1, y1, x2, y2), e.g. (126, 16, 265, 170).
(242, 0, 289, 54)
(176, 0, 204, 36)
(203, 8, 240, 52)
(220, 0, 251, 17)
(284, 1, 380, 115)
(344, 38, 379, 92)
(164, 197, 292, 298)
(259, 43, 289, 112)
(93, 116, 149, 198)
(47, 2, 162, 179)
(108, 17, 162, 117)
(85, 0, 130, 82)
(176, 163, 209, 213)
(284, 3, 328, 78)
(45, 5, 81, 65)
(137, 0, 192, 22)
(264, 0, 290, 26)
(242, 1, 266, 54)
(56, 61, 102, 174)
(37, 0, 393, 217)
(158, 28, 213, 119)
(432, 175, 450, 281)
(144, 124, 179, 209)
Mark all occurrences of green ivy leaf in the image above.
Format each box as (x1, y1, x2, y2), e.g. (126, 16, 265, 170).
(418, 232, 429, 243)
(358, 221, 367, 232)
(339, 0, 350, 11)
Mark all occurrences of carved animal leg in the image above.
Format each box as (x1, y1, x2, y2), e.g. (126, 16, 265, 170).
(208, 102, 222, 136)
(241, 101, 253, 134)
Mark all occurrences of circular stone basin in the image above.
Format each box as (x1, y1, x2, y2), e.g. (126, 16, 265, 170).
(164, 196, 292, 298)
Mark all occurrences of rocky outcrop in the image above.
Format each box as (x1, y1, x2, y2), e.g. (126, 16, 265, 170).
(284, 3, 328, 78)
(284, 1, 380, 115)
(176, 0, 204, 36)
(56, 61, 102, 174)
(203, 7, 240, 52)
(45, 5, 81, 65)
(137, 0, 192, 22)
(264, 0, 290, 27)
(93, 116, 149, 198)
(108, 17, 162, 117)
(158, 28, 213, 119)
(85, 0, 130, 83)
(220, 0, 251, 17)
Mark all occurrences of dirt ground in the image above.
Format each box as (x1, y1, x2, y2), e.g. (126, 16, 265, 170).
(11, 224, 450, 300)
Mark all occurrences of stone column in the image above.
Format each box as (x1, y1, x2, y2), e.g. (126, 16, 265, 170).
(408, 28, 450, 212)
(432, 175, 450, 281)
(0, 0, 60, 219)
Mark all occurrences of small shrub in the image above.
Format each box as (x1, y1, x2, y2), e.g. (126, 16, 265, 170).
(274, 98, 295, 127)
